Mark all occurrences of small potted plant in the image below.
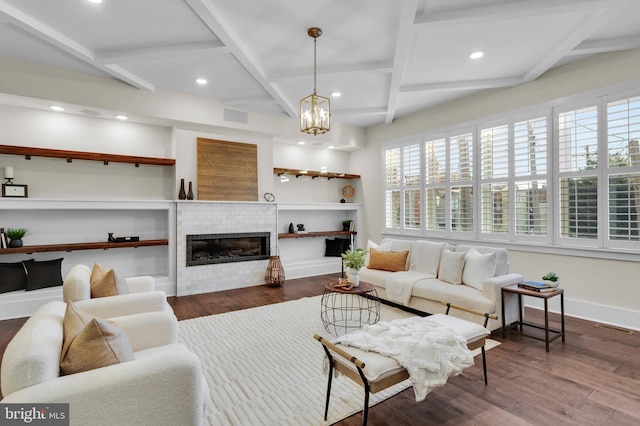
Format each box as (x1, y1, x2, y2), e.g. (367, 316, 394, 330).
(341, 248, 367, 287)
(341, 220, 352, 232)
(542, 272, 559, 288)
(6, 228, 29, 248)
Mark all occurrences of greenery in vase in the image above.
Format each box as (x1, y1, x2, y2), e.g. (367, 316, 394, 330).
(542, 272, 559, 282)
(341, 248, 367, 270)
(6, 228, 29, 240)
(341, 220, 351, 228)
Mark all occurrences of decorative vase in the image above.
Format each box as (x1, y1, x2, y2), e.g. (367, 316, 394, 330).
(8, 239, 23, 248)
(187, 181, 194, 200)
(288, 223, 294, 234)
(544, 280, 559, 288)
(346, 268, 360, 287)
(178, 179, 187, 200)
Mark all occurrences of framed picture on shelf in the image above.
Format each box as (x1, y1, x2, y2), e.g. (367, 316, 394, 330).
(2, 184, 28, 198)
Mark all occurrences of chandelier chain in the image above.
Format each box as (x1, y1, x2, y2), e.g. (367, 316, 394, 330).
(313, 35, 317, 95)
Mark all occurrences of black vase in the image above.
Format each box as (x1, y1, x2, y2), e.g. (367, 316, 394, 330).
(9, 239, 23, 248)
(187, 181, 194, 200)
(178, 179, 187, 200)
(288, 223, 294, 233)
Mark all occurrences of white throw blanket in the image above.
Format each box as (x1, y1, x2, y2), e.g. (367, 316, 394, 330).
(385, 271, 427, 305)
(335, 317, 473, 401)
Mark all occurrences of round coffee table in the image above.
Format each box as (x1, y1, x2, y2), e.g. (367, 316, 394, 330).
(320, 281, 380, 336)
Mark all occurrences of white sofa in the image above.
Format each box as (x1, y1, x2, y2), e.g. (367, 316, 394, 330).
(63, 264, 172, 316)
(359, 238, 522, 331)
(1, 300, 207, 426)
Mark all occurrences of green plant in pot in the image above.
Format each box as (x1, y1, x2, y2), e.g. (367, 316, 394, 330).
(542, 271, 559, 288)
(341, 248, 367, 287)
(6, 228, 29, 248)
(341, 219, 351, 232)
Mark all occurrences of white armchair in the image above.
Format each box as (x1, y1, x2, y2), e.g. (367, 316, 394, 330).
(1, 300, 207, 426)
(62, 264, 172, 315)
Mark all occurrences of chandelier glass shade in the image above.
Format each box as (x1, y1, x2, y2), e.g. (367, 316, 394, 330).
(300, 27, 330, 135)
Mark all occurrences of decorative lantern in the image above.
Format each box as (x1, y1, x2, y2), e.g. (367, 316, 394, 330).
(265, 247, 285, 287)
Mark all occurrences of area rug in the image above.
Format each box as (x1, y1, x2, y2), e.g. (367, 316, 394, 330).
(178, 296, 499, 426)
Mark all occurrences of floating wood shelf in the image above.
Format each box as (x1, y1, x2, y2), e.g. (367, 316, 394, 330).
(0, 239, 168, 255)
(278, 231, 356, 239)
(0, 144, 175, 167)
(273, 168, 360, 180)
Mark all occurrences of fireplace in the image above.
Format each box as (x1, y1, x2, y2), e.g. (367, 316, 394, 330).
(186, 232, 270, 266)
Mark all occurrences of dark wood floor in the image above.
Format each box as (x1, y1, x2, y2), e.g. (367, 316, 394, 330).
(2, 273, 639, 425)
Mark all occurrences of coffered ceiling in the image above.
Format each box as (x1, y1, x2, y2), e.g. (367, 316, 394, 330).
(0, 0, 639, 129)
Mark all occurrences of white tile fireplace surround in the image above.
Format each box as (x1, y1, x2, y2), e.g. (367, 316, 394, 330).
(176, 201, 277, 296)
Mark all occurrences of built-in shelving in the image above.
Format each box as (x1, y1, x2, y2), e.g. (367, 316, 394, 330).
(0, 144, 175, 167)
(0, 239, 168, 255)
(278, 231, 356, 239)
(273, 167, 360, 179)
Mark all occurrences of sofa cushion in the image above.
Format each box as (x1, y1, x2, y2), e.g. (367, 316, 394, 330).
(368, 248, 409, 272)
(438, 250, 466, 285)
(412, 279, 496, 314)
(60, 317, 135, 375)
(462, 248, 497, 291)
(359, 267, 394, 288)
(454, 245, 509, 276)
(23, 258, 64, 291)
(409, 240, 445, 278)
(90, 261, 110, 283)
(62, 301, 94, 360)
(365, 239, 392, 266)
(91, 269, 129, 298)
(0, 261, 28, 294)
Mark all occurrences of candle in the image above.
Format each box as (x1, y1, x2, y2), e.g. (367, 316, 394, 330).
(4, 166, 13, 179)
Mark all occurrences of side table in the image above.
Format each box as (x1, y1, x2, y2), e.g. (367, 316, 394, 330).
(320, 281, 380, 336)
(501, 283, 565, 352)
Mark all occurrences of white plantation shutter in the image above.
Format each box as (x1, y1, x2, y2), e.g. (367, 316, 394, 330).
(383, 143, 421, 231)
(450, 133, 473, 182)
(514, 117, 547, 176)
(558, 106, 598, 172)
(384, 147, 401, 229)
(480, 124, 509, 235)
(607, 96, 640, 168)
(425, 138, 446, 184)
(609, 173, 640, 241)
(481, 125, 509, 179)
(385, 147, 400, 187)
(451, 185, 473, 232)
(403, 144, 421, 185)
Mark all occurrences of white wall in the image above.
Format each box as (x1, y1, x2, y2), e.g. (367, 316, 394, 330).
(352, 50, 640, 330)
(0, 105, 173, 199)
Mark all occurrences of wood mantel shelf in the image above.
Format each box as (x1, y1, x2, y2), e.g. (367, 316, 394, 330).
(0, 144, 175, 167)
(278, 231, 356, 239)
(0, 239, 168, 255)
(273, 168, 360, 180)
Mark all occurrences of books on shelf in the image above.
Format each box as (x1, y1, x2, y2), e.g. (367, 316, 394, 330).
(518, 281, 556, 293)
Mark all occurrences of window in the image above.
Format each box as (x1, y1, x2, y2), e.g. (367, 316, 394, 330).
(381, 88, 640, 255)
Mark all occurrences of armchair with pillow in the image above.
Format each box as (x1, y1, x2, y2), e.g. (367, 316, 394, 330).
(1, 299, 207, 426)
(63, 263, 172, 316)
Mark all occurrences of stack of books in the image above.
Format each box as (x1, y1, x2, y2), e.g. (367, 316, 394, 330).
(517, 281, 556, 293)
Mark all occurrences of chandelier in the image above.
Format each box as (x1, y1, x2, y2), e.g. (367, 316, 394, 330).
(300, 27, 330, 135)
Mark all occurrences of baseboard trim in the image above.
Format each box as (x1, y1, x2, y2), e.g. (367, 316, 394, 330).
(0, 287, 62, 320)
(524, 297, 640, 332)
(281, 257, 342, 279)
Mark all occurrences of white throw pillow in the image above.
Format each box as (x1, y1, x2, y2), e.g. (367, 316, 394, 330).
(438, 250, 466, 285)
(365, 239, 392, 266)
(462, 248, 497, 291)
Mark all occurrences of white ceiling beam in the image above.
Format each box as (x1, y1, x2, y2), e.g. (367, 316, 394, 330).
(569, 36, 640, 56)
(414, 0, 607, 26)
(332, 106, 387, 116)
(400, 77, 523, 93)
(268, 61, 393, 82)
(523, 8, 607, 82)
(223, 95, 276, 106)
(97, 40, 227, 64)
(385, 0, 420, 125)
(0, 0, 154, 91)
(185, 0, 297, 117)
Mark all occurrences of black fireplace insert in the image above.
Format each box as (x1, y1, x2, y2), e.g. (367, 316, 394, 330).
(186, 232, 270, 266)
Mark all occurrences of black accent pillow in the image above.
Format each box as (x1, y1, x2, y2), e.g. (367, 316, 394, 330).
(0, 261, 28, 294)
(325, 239, 350, 257)
(23, 258, 64, 291)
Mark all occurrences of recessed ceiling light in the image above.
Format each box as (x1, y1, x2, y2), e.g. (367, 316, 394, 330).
(328, 145, 334, 149)
(331, 92, 342, 98)
(195, 78, 208, 85)
(50, 106, 64, 112)
(297, 141, 305, 145)
(116, 115, 128, 120)
(470, 51, 485, 59)
(87, 0, 103, 3)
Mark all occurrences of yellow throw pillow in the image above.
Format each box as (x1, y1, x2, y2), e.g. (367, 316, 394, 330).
(90, 261, 110, 284)
(61, 301, 93, 360)
(90, 269, 129, 298)
(60, 317, 134, 376)
(367, 248, 410, 272)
